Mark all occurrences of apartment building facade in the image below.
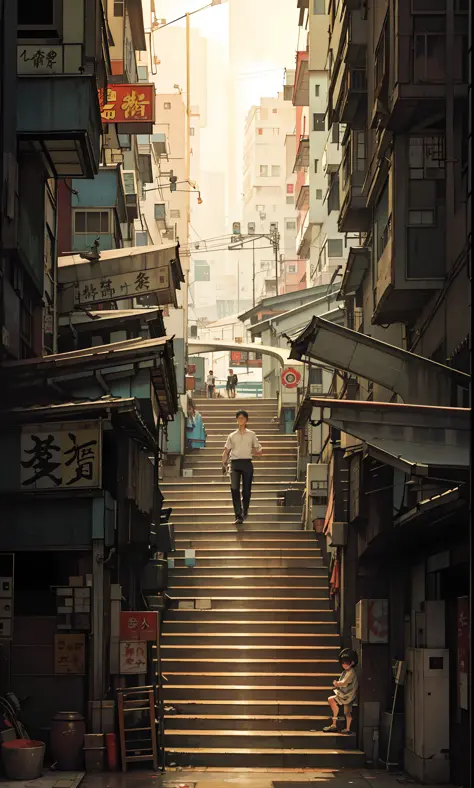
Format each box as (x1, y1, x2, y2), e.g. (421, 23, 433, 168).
(291, 1, 470, 784)
(291, 4, 351, 291)
(241, 92, 302, 301)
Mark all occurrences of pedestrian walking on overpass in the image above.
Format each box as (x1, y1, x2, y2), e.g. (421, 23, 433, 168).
(222, 409, 263, 524)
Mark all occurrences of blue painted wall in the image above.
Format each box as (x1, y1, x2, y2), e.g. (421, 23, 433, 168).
(72, 169, 121, 208)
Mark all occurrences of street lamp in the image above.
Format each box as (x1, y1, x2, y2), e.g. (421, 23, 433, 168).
(153, 0, 228, 353)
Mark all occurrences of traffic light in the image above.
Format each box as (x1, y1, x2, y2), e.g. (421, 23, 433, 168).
(169, 170, 178, 192)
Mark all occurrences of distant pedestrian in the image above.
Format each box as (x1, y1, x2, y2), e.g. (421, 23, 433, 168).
(186, 401, 206, 450)
(206, 370, 216, 399)
(323, 648, 358, 735)
(222, 409, 263, 525)
(226, 368, 238, 398)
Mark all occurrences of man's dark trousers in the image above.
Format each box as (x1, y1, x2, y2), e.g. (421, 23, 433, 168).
(230, 459, 254, 517)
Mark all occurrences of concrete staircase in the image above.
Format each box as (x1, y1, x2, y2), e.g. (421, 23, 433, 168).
(160, 397, 363, 769)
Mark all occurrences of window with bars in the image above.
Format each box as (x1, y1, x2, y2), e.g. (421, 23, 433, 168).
(313, 113, 325, 132)
(74, 210, 110, 234)
(408, 136, 445, 179)
(260, 165, 269, 177)
(328, 239, 343, 258)
(414, 33, 446, 82)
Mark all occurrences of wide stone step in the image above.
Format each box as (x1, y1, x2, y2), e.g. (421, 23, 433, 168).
(168, 585, 328, 599)
(168, 574, 325, 588)
(161, 671, 338, 687)
(161, 643, 337, 658)
(165, 745, 364, 769)
(167, 597, 331, 611)
(161, 631, 338, 646)
(164, 728, 357, 751)
(162, 618, 336, 633)
(164, 713, 330, 731)
(170, 557, 324, 568)
(169, 566, 327, 578)
(174, 535, 317, 546)
(164, 608, 335, 623)
(172, 522, 304, 533)
(177, 472, 296, 481)
(161, 698, 334, 716)
(162, 683, 336, 702)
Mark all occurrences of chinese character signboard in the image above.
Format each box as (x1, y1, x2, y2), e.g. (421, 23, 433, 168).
(120, 641, 147, 674)
(98, 84, 155, 125)
(20, 421, 101, 490)
(17, 45, 63, 75)
(54, 634, 86, 674)
(120, 611, 158, 642)
(229, 351, 262, 368)
(75, 267, 169, 306)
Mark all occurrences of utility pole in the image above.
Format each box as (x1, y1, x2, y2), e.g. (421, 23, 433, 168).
(183, 12, 191, 361)
(252, 240, 256, 307)
(270, 226, 280, 296)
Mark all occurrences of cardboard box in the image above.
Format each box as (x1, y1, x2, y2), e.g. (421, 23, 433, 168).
(85, 574, 93, 587)
(56, 587, 70, 597)
(74, 588, 90, 599)
(178, 600, 195, 610)
(195, 599, 212, 610)
(69, 576, 83, 588)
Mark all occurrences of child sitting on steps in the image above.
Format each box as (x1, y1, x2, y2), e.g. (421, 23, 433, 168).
(323, 648, 358, 735)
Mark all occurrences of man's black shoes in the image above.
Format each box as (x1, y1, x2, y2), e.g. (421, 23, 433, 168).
(235, 516, 243, 525)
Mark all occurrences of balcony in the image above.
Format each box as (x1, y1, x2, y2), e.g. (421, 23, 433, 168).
(151, 133, 168, 159)
(293, 136, 310, 172)
(283, 68, 295, 102)
(296, 210, 312, 259)
(16, 76, 101, 178)
(293, 51, 309, 107)
(296, 184, 310, 213)
(336, 67, 367, 124)
(122, 170, 139, 221)
(387, 33, 468, 131)
(340, 6, 367, 68)
(338, 131, 370, 233)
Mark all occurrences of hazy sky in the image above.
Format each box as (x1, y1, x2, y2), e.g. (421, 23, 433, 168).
(155, 0, 298, 195)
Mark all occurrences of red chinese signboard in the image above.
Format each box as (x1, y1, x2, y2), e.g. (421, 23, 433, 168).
(120, 611, 158, 642)
(98, 84, 155, 124)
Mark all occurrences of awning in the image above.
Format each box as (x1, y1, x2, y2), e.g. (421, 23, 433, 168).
(339, 247, 370, 297)
(0, 336, 178, 420)
(298, 397, 470, 476)
(0, 397, 157, 451)
(293, 50, 309, 106)
(289, 316, 470, 406)
(58, 307, 166, 336)
(58, 243, 183, 314)
(294, 136, 310, 172)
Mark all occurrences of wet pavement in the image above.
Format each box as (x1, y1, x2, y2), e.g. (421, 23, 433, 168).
(80, 768, 456, 788)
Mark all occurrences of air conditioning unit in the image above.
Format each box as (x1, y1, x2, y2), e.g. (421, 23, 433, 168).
(260, 213, 266, 220)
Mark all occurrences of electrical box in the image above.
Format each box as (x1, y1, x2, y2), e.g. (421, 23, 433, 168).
(405, 647, 450, 783)
(328, 521, 347, 547)
(355, 599, 389, 643)
(306, 463, 328, 527)
(415, 600, 446, 648)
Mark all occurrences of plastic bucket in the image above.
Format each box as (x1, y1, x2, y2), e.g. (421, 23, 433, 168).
(2, 739, 45, 780)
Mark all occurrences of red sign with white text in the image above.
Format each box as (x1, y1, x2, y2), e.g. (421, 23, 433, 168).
(120, 611, 158, 642)
(98, 84, 155, 124)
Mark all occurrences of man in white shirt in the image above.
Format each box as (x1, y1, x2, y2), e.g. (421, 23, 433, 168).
(222, 410, 263, 524)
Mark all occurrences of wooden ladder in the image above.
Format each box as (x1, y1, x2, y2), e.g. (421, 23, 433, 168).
(117, 685, 158, 772)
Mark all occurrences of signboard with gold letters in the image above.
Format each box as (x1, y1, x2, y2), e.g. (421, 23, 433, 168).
(20, 421, 102, 490)
(98, 84, 155, 125)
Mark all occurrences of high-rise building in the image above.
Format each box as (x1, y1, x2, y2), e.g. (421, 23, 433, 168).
(240, 92, 303, 301)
